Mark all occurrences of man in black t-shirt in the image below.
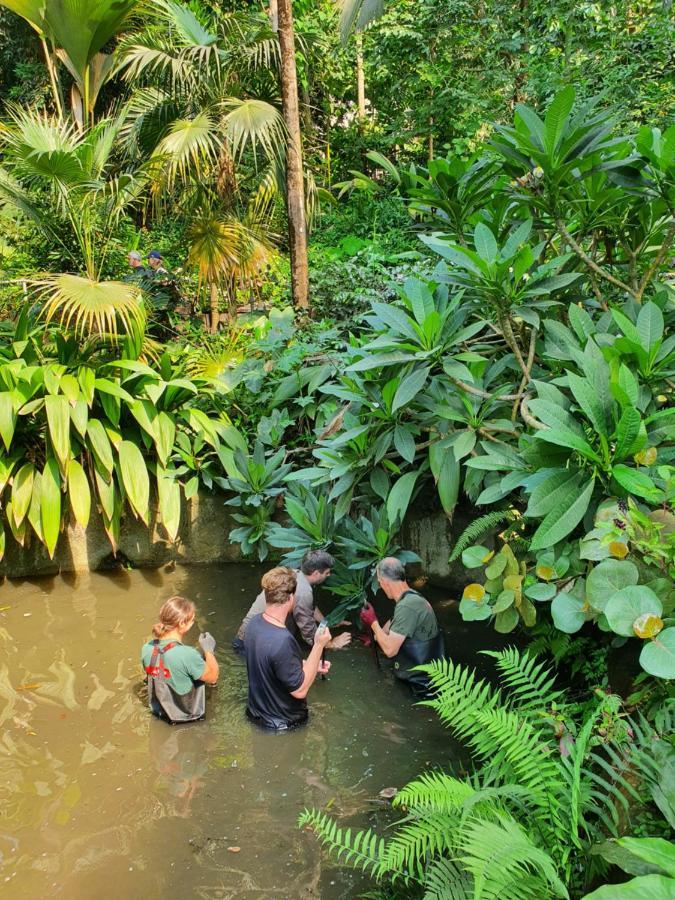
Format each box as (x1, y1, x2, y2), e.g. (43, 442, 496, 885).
(245, 567, 332, 730)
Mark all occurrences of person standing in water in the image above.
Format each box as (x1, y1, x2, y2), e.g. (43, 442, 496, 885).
(141, 596, 219, 723)
(360, 557, 444, 695)
(245, 567, 332, 730)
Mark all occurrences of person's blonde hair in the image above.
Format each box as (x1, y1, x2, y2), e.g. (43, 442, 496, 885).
(261, 567, 297, 605)
(152, 596, 196, 638)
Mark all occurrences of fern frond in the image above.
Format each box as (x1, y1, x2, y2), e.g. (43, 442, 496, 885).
(298, 809, 398, 882)
(394, 772, 476, 815)
(484, 646, 566, 717)
(448, 510, 517, 562)
(386, 812, 460, 877)
(457, 814, 569, 899)
(423, 658, 501, 744)
(423, 857, 473, 900)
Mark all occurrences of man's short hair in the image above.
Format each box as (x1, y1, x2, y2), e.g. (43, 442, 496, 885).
(128, 250, 142, 261)
(261, 567, 297, 605)
(300, 549, 335, 576)
(377, 557, 406, 582)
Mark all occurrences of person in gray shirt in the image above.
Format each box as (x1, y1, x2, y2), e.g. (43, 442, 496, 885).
(233, 550, 351, 653)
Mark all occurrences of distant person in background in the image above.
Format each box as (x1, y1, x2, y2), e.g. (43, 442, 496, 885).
(147, 249, 168, 273)
(360, 557, 444, 695)
(233, 550, 351, 653)
(141, 596, 219, 723)
(127, 249, 146, 272)
(245, 567, 331, 730)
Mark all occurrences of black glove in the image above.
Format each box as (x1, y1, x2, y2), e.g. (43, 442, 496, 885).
(199, 632, 216, 654)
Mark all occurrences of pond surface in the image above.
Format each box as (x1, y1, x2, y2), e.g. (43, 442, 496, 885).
(0, 564, 506, 899)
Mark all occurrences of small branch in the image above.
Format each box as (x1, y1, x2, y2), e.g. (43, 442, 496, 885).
(511, 326, 538, 421)
(448, 377, 523, 401)
(635, 218, 675, 303)
(520, 395, 545, 431)
(555, 217, 637, 299)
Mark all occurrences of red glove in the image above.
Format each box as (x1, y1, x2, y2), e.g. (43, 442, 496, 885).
(359, 602, 377, 629)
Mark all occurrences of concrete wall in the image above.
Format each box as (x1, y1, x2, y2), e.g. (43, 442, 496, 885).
(0, 490, 474, 588)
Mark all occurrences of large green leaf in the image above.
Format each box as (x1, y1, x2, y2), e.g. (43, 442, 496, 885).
(567, 372, 610, 438)
(118, 440, 149, 524)
(392, 367, 430, 412)
(67, 458, 90, 528)
(636, 302, 664, 351)
(615, 838, 675, 878)
(11, 462, 34, 527)
(605, 586, 662, 636)
(156, 412, 176, 467)
(45, 394, 72, 470)
(582, 875, 675, 899)
(586, 559, 639, 612)
(40, 457, 61, 559)
(530, 476, 595, 550)
(386, 471, 418, 527)
(0, 391, 16, 451)
(551, 591, 587, 633)
(474, 223, 498, 264)
(157, 465, 180, 542)
(640, 628, 675, 679)
(612, 464, 659, 501)
(544, 85, 575, 156)
(526, 469, 582, 518)
(86, 419, 113, 474)
(44, 0, 138, 80)
(614, 408, 642, 460)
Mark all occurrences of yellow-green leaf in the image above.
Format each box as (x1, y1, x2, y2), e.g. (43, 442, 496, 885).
(27, 472, 43, 542)
(0, 392, 16, 451)
(129, 399, 157, 441)
(157, 465, 181, 541)
(5, 499, 26, 546)
(70, 399, 88, 438)
(0, 519, 5, 561)
(94, 466, 115, 520)
(118, 440, 149, 524)
(60, 374, 80, 404)
(156, 412, 176, 467)
(78, 367, 95, 406)
(67, 459, 91, 528)
(11, 462, 35, 527)
(40, 458, 61, 558)
(45, 395, 72, 470)
(87, 419, 113, 474)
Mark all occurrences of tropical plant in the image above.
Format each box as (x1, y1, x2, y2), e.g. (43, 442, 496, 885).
(0, 310, 237, 557)
(584, 837, 675, 899)
(300, 647, 672, 898)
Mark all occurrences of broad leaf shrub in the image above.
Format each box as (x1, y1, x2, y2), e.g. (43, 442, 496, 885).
(0, 309, 238, 558)
(300, 648, 675, 899)
(213, 89, 673, 670)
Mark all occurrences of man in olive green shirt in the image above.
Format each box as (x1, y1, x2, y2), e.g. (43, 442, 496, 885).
(360, 557, 443, 693)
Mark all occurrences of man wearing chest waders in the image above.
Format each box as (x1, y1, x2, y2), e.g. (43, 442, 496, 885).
(141, 596, 219, 724)
(360, 557, 444, 696)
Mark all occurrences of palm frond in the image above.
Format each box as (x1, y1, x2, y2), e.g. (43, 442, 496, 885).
(35, 274, 145, 339)
(152, 111, 221, 189)
(338, 0, 386, 42)
(221, 97, 286, 164)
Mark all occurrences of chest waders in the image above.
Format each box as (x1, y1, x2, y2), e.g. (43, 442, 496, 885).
(392, 592, 445, 696)
(145, 640, 205, 724)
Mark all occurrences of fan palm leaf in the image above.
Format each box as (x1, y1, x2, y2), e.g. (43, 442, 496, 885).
(221, 97, 286, 163)
(36, 273, 145, 339)
(152, 111, 221, 189)
(338, 0, 385, 41)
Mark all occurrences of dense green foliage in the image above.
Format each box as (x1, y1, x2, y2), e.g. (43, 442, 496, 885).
(300, 647, 675, 898)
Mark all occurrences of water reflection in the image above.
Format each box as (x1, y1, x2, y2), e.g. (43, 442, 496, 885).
(0, 563, 491, 898)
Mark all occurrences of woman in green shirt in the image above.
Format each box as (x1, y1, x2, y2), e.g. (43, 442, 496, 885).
(141, 596, 219, 723)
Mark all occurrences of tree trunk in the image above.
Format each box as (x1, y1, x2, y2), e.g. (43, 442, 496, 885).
(356, 32, 366, 124)
(210, 282, 219, 332)
(277, 0, 309, 309)
(268, 0, 278, 31)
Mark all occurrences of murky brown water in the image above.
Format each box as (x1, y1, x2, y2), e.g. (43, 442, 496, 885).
(0, 563, 505, 899)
